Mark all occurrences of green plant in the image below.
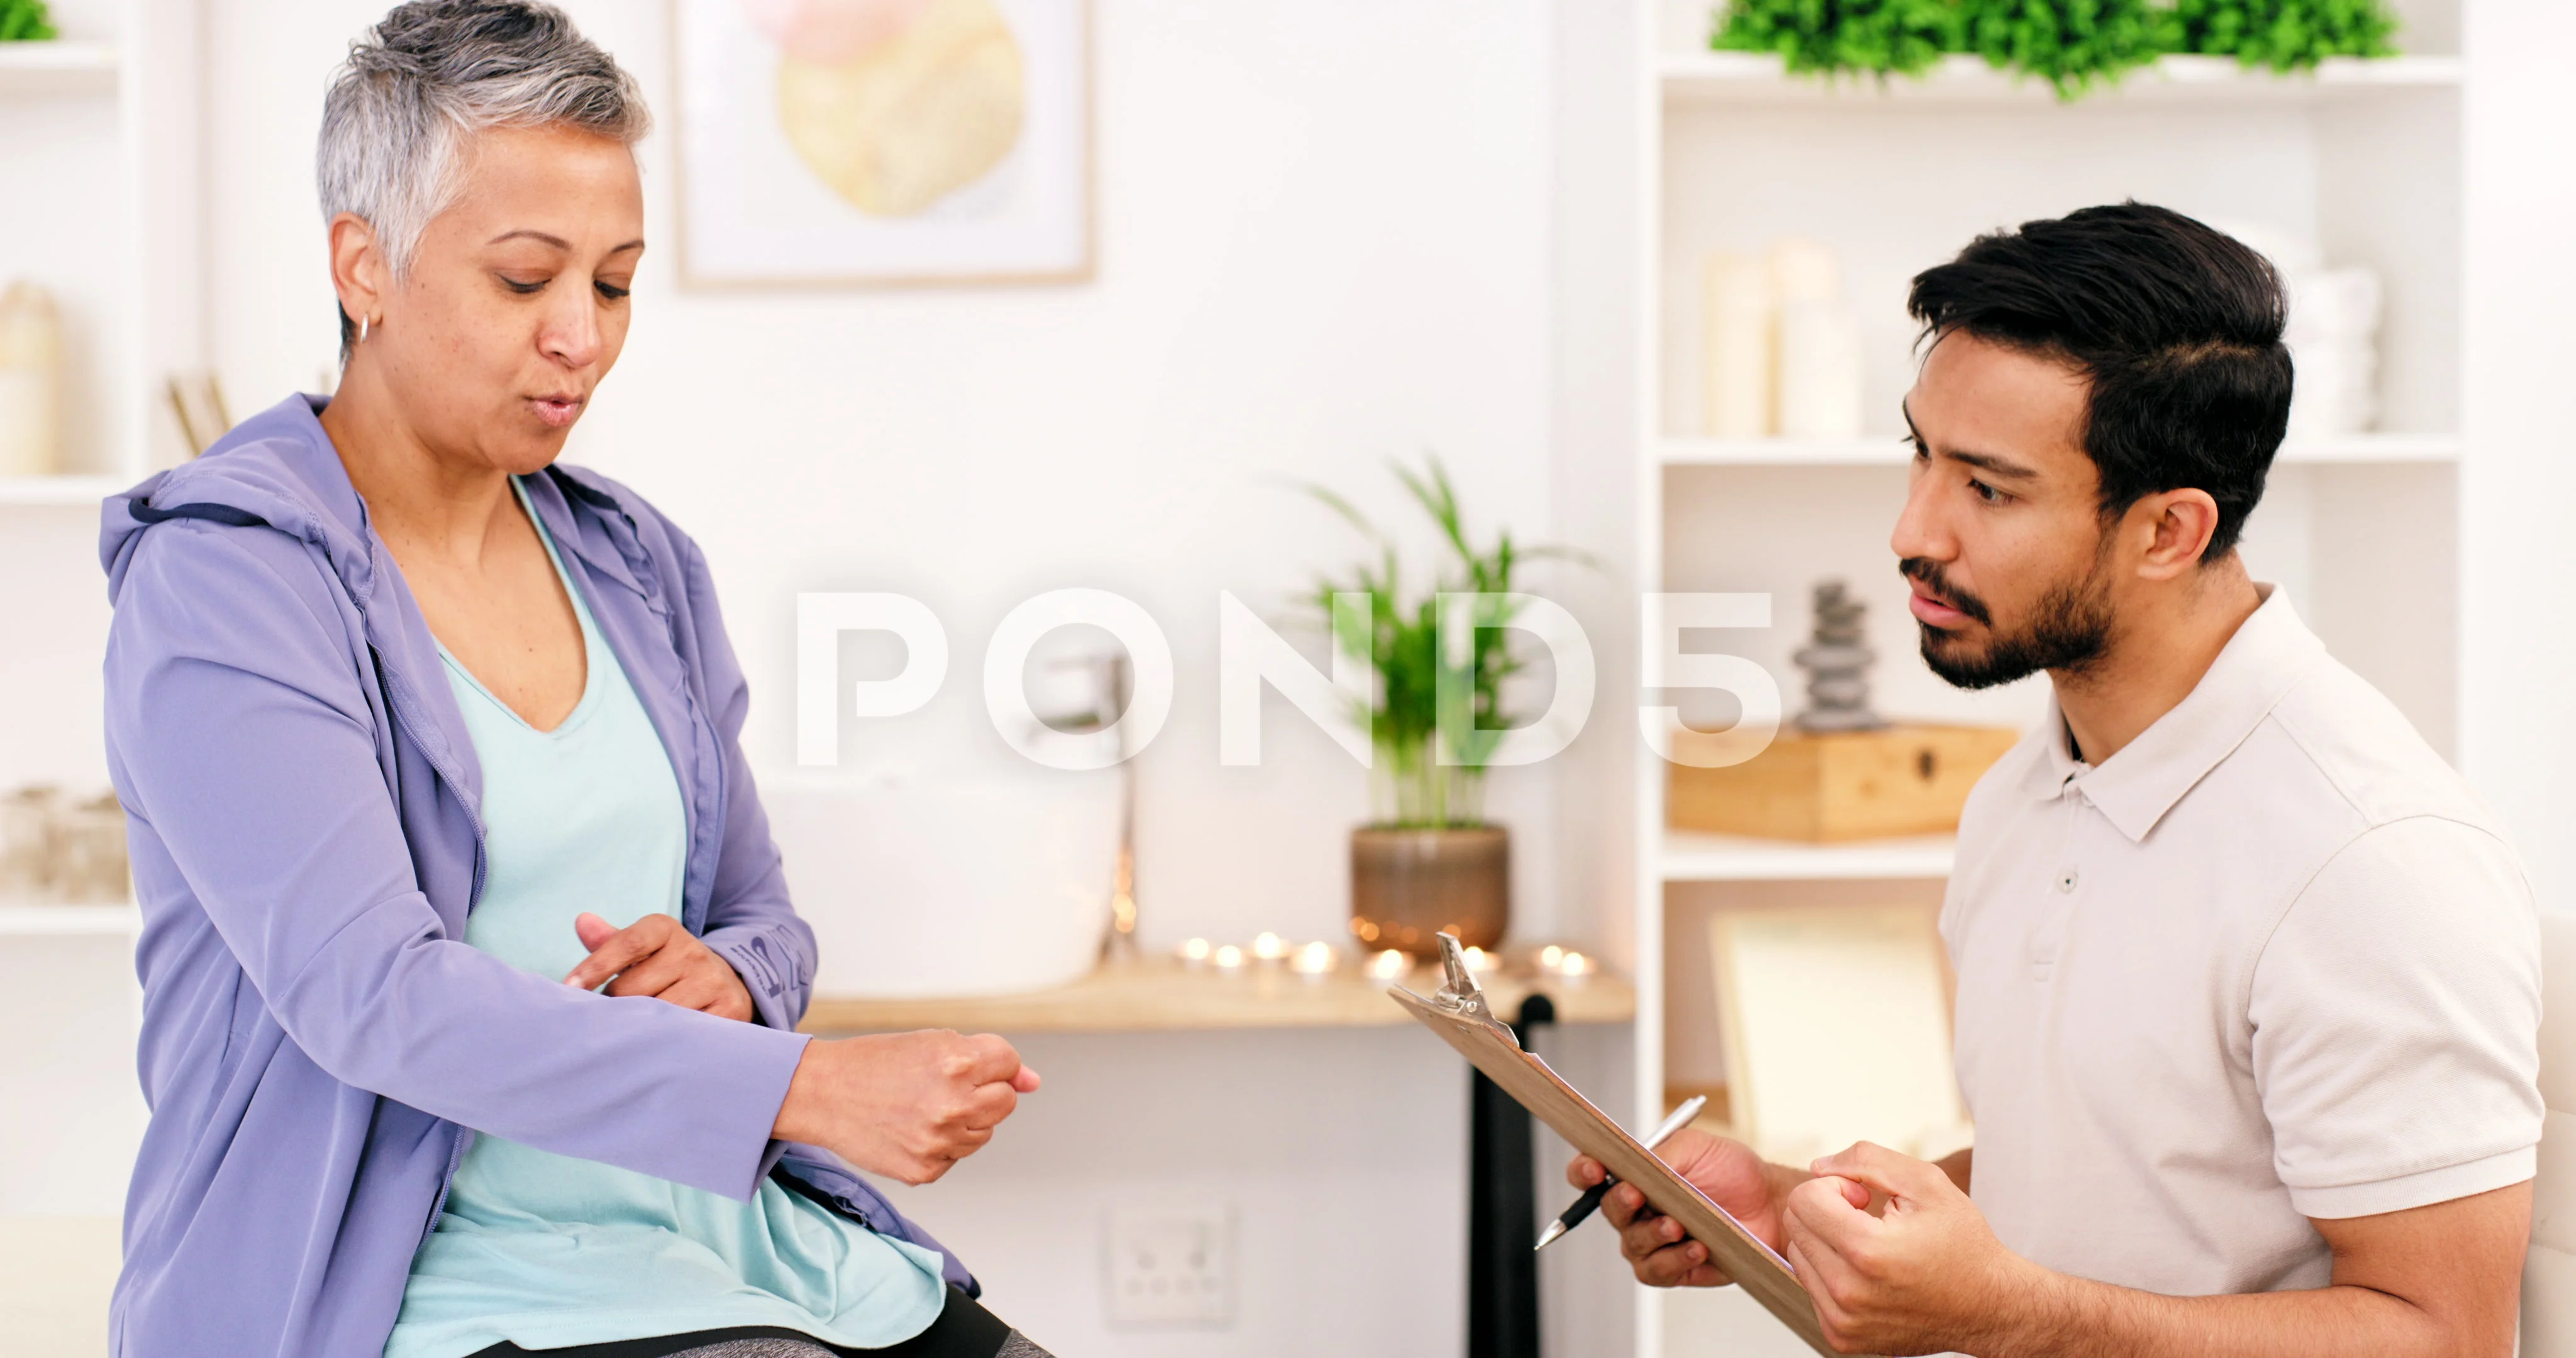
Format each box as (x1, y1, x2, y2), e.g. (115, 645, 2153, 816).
(1965, 0, 2179, 99)
(1301, 459, 1582, 830)
(1711, 0, 1963, 80)
(0, 0, 58, 41)
(2172, 0, 2397, 70)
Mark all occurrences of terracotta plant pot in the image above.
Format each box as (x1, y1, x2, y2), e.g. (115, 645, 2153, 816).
(1350, 825, 1509, 958)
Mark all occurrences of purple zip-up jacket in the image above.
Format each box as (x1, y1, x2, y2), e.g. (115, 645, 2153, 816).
(98, 395, 970, 1358)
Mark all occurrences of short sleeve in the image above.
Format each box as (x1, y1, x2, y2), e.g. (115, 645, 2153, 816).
(2250, 815, 2544, 1219)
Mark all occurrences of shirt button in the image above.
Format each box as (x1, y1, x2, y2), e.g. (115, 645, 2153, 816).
(2056, 868, 2079, 893)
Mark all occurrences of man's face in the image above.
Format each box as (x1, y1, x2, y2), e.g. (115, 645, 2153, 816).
(1891, 332, 2118, 690)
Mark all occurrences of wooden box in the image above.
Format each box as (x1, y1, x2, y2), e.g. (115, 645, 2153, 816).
(1668, 723, 2023, 842)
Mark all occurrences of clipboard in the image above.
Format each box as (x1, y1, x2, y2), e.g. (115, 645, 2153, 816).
(1392, 934, 1862, 1358)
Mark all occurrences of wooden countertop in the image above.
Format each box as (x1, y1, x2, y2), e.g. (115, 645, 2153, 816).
(800, 956, 1635, 1035)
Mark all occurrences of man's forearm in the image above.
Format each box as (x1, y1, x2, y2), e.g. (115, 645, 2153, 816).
(1985, 1271, 2455, 1358)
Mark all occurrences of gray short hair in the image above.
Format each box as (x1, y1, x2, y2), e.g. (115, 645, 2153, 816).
(318, 1, 648, 343)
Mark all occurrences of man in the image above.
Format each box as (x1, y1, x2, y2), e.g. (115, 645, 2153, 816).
(1573, 204, 2543, 1357)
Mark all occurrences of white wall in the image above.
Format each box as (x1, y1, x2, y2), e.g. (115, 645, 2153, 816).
(204, 0, 1572, 954)
(2461, 0, 2576, 914)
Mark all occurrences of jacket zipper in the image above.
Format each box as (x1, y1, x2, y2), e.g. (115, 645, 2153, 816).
(369, 641, 490, 1244)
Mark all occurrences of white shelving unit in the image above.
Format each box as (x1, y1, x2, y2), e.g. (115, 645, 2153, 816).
(0, 903, 141, 937)
(1660, 50, 2467, 104)
(1536, 3, 2495, 1353)
(0, 0, 199, 1220)
(1658, 831, 1957, 883)
(0, 1, 201, 502)
(1658, 432, 2464, 467)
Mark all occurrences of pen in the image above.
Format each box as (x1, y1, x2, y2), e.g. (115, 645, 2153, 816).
(1534, 1095, 1708, 1251)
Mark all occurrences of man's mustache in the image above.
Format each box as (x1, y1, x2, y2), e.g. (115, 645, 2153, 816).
(1899, 558, 1992, 626)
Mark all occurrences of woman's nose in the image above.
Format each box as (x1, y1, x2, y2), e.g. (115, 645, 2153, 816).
(539, 291, 604, 369)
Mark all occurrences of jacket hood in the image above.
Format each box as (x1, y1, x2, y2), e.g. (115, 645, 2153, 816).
(99, 395, 382, 607)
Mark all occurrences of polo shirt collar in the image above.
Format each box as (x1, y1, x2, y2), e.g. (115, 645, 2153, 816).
(2019, 585, 2327, 842)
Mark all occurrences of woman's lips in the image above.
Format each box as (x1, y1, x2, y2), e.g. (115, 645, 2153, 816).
(531, 395, 583, 428)
(1907, 591, 1972, 629)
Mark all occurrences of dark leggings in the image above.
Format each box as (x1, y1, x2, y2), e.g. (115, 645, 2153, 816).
(464, 1286, 1046, 1358)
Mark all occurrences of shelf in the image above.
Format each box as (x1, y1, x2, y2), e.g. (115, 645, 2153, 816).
(1662, 829, 1955, 881)
(801, 955, 1635, 1035)
(1661, 52, 2463, 107)
(0, 40, 118, 94)
(1658, 433, 2461, 469)
(0, 903, 140, 937)
(0, 475, 125, 507)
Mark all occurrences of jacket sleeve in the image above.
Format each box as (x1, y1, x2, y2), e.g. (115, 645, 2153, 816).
(673, 529, 820, 1034)
(105, 518, 810, 1200)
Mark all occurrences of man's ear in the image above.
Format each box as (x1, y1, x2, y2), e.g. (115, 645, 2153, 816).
(326, 213, 387, 332)
(2131, 489, 2223, 581)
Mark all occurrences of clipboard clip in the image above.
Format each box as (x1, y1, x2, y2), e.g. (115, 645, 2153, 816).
(1428, 932, 1519, 1044)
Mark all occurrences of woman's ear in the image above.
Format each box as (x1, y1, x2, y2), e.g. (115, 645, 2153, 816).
(326, 213, 387, 334)
(2135, 489, 2223, 580)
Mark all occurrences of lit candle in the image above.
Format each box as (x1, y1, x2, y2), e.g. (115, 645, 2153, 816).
(1462, 946, 1491, 973)
(1366, 949, 1410, 980)
(1556, 951, 1593, 978)
(1252, 931, 1287, 963)
(1179, 937, 1212, 967)
(1539, 944, 1565, 971)
(1291, 942, 1338, 978)
(1213, 944, 1246, 973)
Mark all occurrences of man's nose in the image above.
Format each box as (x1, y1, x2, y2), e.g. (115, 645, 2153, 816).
(1891, 466, 1950, 564)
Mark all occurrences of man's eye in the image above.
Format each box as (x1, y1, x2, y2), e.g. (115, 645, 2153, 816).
(1969, 478, 2003, 504)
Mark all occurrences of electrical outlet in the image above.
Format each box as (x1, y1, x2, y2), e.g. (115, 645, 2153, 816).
(1104, 1203, 1234, 1330)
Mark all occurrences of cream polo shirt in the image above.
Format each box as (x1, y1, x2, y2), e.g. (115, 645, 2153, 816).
(1944, 587, 2543, 1297)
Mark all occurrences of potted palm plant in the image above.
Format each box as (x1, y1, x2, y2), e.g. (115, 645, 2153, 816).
(1306, 460, 1580, 958)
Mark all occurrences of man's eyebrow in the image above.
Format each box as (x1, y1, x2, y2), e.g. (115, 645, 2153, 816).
(1899, 401, 2041, 482)
(1946, 449, 2040, 482)
(486, 230, 646, 255)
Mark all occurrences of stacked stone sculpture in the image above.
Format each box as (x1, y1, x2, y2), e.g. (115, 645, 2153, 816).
(1794, 580, 1884, 733)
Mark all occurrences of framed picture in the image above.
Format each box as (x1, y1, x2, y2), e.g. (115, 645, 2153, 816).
(672, 0, 1092, 287)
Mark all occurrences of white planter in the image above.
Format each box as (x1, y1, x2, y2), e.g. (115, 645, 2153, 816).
(764, 770, 1120, 998)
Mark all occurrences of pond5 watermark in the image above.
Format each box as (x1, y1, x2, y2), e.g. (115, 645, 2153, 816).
(796, 590, 1781, 771)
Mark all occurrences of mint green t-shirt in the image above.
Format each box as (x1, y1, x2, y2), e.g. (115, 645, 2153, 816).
(382, 482, 948, 1358)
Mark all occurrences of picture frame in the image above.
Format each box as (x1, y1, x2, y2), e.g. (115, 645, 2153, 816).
(671, 0, 1094, 289)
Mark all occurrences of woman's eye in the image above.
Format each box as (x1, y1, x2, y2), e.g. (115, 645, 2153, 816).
(500, 276, 547, 295)
(595, 280, 631, 301)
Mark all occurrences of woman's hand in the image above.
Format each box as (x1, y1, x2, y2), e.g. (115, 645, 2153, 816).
(772, 1030, 1042, 1184)
(1568, 1128, 1800, 1288)
(564, 912, 755, 1023)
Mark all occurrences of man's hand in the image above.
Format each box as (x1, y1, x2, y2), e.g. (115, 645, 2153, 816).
(1568, 1129, 1801, 1288)
(564, 912, 754, 1023)
(1782, 1140, 2038, 1356)
(774, 1030, 1043, 1184)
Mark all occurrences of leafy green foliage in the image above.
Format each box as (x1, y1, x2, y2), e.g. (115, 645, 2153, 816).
(1711, 0, 1963, 79)
(1301, 459, 1585, 829)
(1709, 0, 2402, 96)
(2172, 0, 2396, 70)
(1967, 0, 2179, 98)
(0, 0, 59, 42)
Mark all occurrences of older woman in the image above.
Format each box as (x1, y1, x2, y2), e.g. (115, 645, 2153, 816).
(99, 5, 1050, 1356)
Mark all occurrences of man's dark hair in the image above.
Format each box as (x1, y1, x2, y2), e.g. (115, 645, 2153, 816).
(1907, 202, 2292, 560)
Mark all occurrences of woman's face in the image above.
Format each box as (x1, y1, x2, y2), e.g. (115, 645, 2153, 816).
(362, 123, 645, 475)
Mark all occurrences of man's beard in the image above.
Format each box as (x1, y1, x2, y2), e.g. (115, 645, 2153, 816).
(1901, 552, 2114, 690)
